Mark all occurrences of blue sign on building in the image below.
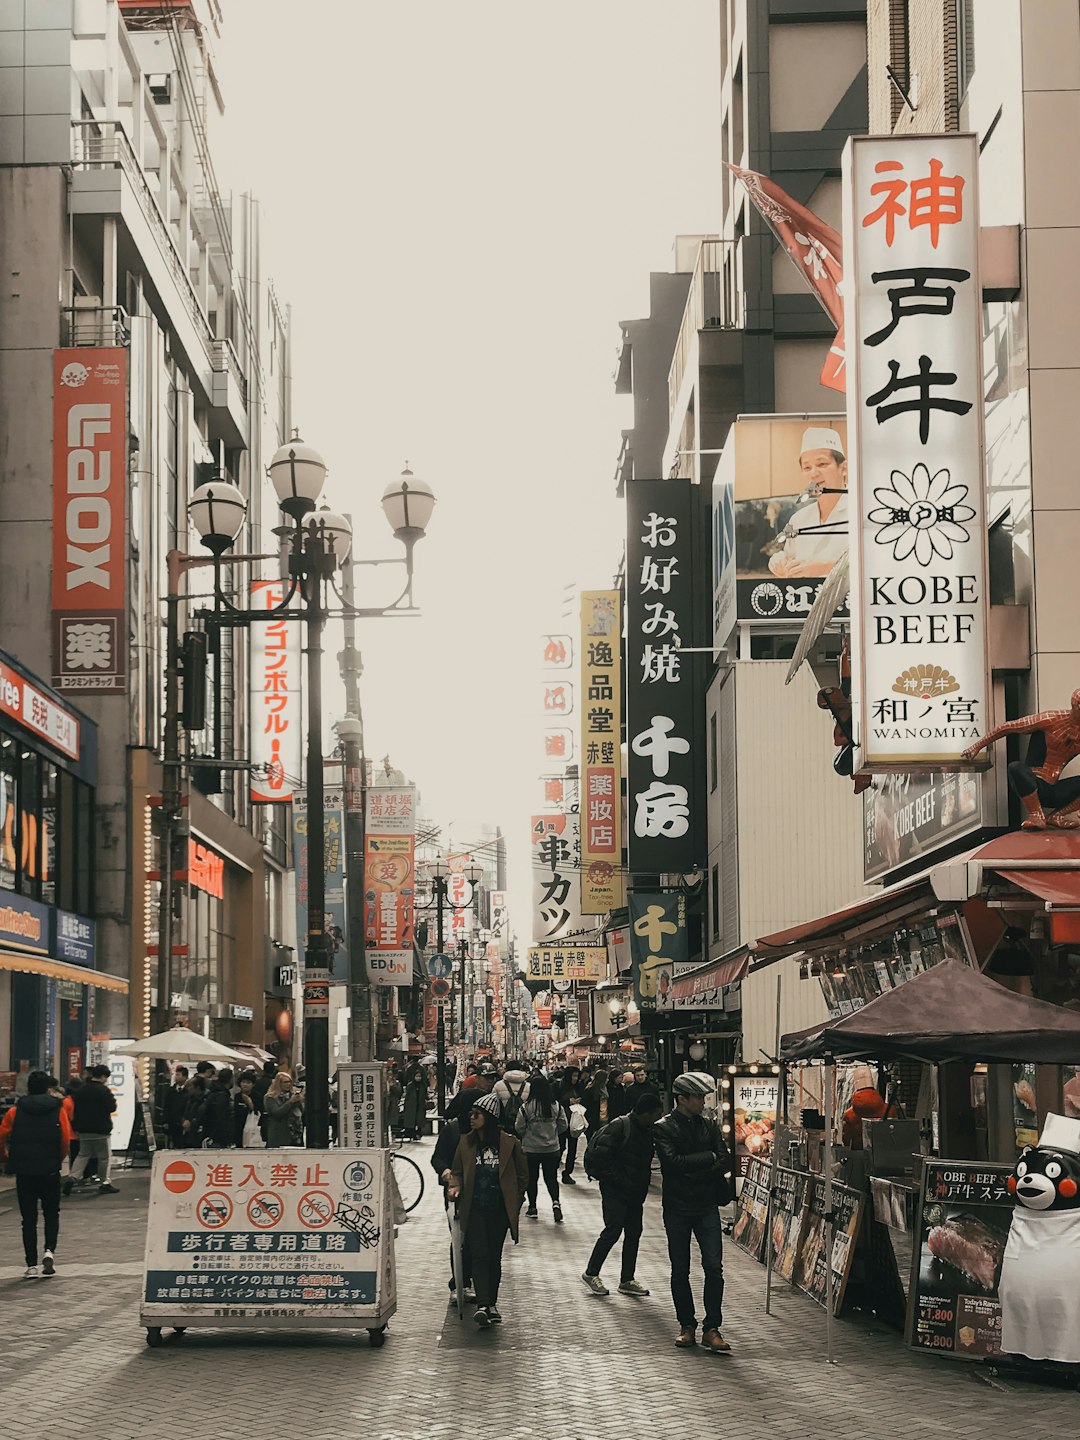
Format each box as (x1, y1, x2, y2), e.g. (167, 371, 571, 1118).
(53, 909, 96, 967)
(0, 893, 51, 955)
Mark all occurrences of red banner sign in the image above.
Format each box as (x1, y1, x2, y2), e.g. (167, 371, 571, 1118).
(51, 348, 127, 692)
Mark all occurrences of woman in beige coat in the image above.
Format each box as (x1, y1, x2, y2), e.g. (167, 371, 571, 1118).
(448, 1092, 528, 1327)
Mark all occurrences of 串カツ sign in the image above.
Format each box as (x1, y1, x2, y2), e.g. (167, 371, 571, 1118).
(844, 134, 990, 771)
(51, 348, 128, 693)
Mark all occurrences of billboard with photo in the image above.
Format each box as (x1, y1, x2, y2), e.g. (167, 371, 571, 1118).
(731, 416, 849, 622)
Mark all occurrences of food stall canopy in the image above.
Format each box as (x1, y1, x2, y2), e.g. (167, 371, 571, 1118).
(670, 945, 751, 1001)
(993, 869, 1080, 909)
(780, 959, 1080, 1064)
(749, 880, 933, 965)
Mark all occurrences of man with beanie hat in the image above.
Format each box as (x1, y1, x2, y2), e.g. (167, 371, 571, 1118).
(0, 1070, 75, 1278)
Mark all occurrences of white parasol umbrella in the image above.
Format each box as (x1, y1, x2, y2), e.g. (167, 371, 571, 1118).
(112, 1028, 249, 1064)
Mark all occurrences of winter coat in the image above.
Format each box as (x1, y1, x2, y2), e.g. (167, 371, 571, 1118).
(202, 1080, 235, 1147)
(72, 1079, 116, 1135)
(450, 1129, 529, 1240)
(585, 1114, 656, 1202)
(402, 1075, 428, 1132)
(583, 1084, 611, 1134)
(264, 1092, 304, 1146)
(653, 1109, 733, 1215)
(515, 1097, 568, 1154)
(493, 1069, 531, 1108)
(0, 1094, 74, 1175)
(163, 1082, 188, 1140)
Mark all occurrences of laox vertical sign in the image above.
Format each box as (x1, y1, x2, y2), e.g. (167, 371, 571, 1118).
(625, 480, 699, 872)
(844, 135, 990, 770)
(51, 349, 128, 693)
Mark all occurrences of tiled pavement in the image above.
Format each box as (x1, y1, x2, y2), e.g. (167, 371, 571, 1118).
(1, 1143, 1077, 1440)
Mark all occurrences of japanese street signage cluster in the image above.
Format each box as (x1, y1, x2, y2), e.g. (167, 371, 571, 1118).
(844, 133, 990, 770)
(580, 590, 624, 912)
(250, 579, 302, 803)
(290, 774, 349, 984)
(51, 348, 127, 694)
(625, 480, 700, 872)
(363, 786, 416, 986)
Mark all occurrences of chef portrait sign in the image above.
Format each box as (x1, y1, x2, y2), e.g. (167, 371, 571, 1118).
(625, 480, 700, 872)
(844, 134, 991, 771)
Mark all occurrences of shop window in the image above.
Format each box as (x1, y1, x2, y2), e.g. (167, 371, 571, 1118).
(0, 735, 17, 891)
(18, 750, 41, 899)
(41, 762, 57, 905)
(75, 781, 94, 916)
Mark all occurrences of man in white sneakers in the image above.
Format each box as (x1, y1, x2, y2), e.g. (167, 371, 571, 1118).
(0, 1070, 75, 1278)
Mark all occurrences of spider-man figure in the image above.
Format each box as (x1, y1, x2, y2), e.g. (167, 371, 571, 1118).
(963, 689, 1080, 829)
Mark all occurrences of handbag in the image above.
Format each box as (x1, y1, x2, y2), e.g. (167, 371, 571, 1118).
(569, 1103, 587, 1138)
(242, 1110, 264, 1148)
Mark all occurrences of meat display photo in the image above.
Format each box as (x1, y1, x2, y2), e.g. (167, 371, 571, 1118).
(909, 1161, 1014, 1358)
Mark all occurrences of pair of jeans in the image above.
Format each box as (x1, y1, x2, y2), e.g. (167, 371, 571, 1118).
(16, 1173, 61, 1266)
(467, 1209, 509, 1307)
(69, 1133, 112, 1184)
(526, 1151, 560, 1209)
(663, 1206, 725, 1331)
(561, 1133, 579, 1176)
(586, 1187, 644, 1282)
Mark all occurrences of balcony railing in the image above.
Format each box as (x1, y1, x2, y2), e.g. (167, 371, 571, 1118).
(668, 237, 745, 418)
(71, 120, 214, 358)
(60, 303, 131, 349)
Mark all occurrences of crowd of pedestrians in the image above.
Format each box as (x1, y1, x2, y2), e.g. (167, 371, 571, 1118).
(430, 1057, 734, 1353)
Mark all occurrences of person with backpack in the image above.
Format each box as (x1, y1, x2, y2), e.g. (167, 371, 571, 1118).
(0, 1070, 75, 1278)
(557, 1066, 587, 1185)
(515, 1071, 568, 1222)
(581, 1092, 664, 1298)
(493, 1058, 530, 1123)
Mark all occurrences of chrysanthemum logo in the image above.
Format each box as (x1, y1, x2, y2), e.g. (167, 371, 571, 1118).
(867, 462, 975, 564)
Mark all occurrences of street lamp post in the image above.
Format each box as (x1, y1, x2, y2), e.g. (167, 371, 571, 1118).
(178, 441, 434, 1148)
(418, 856, 480, 1115)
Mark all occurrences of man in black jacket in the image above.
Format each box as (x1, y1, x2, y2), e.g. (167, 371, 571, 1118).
(163, 1066, 189, 1148)
(202, 1068, 236, 1148)
(581, 1092, 664, 1298)
(65, 1064, 119, 1195)
(653, 1072, 733, 1355)
(0, 1071, 74, 1277)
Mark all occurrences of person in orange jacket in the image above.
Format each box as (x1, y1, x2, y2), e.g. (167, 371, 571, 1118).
(0, 1070, 75, 1279)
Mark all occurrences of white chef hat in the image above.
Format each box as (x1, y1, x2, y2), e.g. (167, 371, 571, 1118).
(800, 426, 845, 457)
(1038, 1112, 1080, 1155)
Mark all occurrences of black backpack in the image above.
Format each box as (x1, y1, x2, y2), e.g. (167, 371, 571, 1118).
(500, 1078, 527, 1135)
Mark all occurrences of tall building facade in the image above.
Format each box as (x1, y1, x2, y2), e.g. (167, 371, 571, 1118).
(0, 0, 297, 1078)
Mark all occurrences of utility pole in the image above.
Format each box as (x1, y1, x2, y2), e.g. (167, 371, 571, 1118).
(339, 529, 373, 1065)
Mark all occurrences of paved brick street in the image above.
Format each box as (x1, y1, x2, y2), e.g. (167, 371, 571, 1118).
(1, 1142, 1076, 1440)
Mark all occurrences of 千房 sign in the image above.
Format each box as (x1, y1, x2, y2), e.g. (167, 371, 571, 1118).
(844, 133, 990, 770)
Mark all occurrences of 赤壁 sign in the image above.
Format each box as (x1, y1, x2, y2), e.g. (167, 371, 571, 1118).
(843, 134, 990, 771)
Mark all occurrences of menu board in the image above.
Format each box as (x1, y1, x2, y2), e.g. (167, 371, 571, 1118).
(731, 1072, 779, 1177)
(770, 1168, 810, 1281)
(731, 1157, 770, 1261)
(906, 1160, 1013, 1359)
(793, 1177, 864, 1315)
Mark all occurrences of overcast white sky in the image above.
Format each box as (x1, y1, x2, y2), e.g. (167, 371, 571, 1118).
(221, 2, 720, 929)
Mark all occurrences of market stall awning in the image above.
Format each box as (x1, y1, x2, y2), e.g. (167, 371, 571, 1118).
(994, 868, 1080, 909)
(670, 946, 750, 1003)
(0, 949, 128, 993)
(748, 879, 933, 967)
(781, 958, 1080, 1064)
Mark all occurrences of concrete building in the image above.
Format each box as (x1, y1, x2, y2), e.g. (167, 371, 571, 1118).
(0, 0, 297, 1078)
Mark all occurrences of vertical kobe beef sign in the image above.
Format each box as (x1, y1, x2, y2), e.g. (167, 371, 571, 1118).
(625, 480, 700, 872)
(51, 349, 128, 693)
(844, 136, 990, 770)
